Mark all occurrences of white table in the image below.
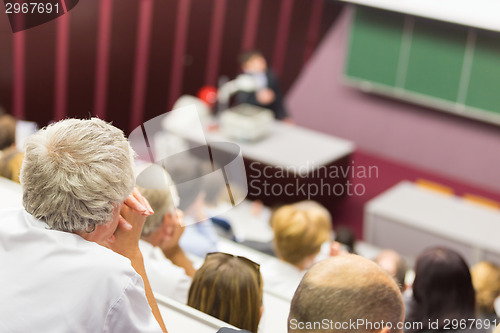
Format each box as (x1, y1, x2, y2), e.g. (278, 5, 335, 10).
(364, 181, 500, 266)
(156, 294, 237, 333)
(198, 122, 354, 171)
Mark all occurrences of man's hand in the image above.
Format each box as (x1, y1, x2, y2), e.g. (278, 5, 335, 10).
(256, 88, 275, 105)
(101, 189, 167, 332)
(102, 188, 154, 259)
(159, 210, 185, 255)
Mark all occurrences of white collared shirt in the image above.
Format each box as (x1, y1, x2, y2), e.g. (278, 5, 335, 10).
(139, 239, 192, 304)
(0, 208, 162, 333)
(261, 259, 306, 301)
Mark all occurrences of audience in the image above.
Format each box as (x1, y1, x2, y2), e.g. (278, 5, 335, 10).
(138, 165, 195, 304)
(2, 117, 497, 333)
(374, 249, 408, 292)
(471, 261, 500, 321)
(289, 254, 405, 333)
(188, 252, 263, 332)
(405, 247, 476, 333)
(0, 113, 23, 183)
(261, 200, 333, 300)
(0, 118, 166, 332)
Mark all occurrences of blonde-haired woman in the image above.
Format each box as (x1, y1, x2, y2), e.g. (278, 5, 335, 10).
(471, 261, 500, 320)
(261, 200, 336, 300)
(188, 252, 263, 332)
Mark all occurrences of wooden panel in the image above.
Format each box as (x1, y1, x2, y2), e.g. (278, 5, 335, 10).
(144, 0, 177, 120)
(24, 21, 57, 126)
(181, 0, 214, 96)
(0, 0, 342, 129)
(0, 13, 13, 113)
(106, 0, 139, 133)
(281, 0, 312, 92)
(66, 0, 99, 119)
(219, 0, 248, 79)
(254, 0, 280, 64)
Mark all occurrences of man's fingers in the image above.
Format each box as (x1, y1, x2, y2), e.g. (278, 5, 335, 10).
(124, 193, 149, 215)
(118, 215, 133, 231)
(131, 188, 154, 215)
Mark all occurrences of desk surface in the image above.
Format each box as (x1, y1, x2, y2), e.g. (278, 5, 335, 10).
(339, 0, 500, 33)
(366, 181, 500, 253)
(156, 294, 236, 333)
(181, 121, 355, 169)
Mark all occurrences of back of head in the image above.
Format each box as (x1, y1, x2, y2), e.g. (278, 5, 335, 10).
(408, 247, 475, 330)
(271, 201, 332, 267)
(239, 50, 264, 66)
(471, 261, 500, 316)
(137, 166, 179, 237)
(289, 254, 404, 333)
(188, 253, 263, 332)
(21, 118, 135, 232)
(162, 152, 203, 211)
(374, 250, 408, 292)
(0, 114, 17, 150)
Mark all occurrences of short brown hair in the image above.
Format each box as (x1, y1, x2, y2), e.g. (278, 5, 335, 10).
(239, 50, 264, 65)
(0, 114, 16, 150)
(289, 255, 404, 333)
(271, 201, 332, 266)
(188, 253, 263, 332)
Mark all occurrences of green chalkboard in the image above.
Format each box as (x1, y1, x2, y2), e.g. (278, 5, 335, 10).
(466, 30, 500, 114)
(404, 18, 468, 103)
(345, 6, 405, 87)
(345, 5, 500, 126)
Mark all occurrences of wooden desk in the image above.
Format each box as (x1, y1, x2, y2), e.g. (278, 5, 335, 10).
(364, 181, 500, 265)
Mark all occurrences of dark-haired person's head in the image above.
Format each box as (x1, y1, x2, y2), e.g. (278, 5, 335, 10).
(188, 253, 263, 332)
(239, 50, 267, 74)
(407, 247, 475, 332)
(289, 254, 404, 333)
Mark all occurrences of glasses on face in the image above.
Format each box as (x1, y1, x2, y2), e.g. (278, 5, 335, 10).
(205, 252, 261, 276)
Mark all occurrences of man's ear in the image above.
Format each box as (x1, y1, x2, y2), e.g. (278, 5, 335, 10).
(161, 213, 173, 232)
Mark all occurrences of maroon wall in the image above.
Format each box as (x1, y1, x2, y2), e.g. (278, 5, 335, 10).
(0, 0, 343, 134)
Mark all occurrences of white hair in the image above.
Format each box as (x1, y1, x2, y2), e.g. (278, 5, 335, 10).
(137, 165, 179, 237)
(20, 118, 135, 233)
